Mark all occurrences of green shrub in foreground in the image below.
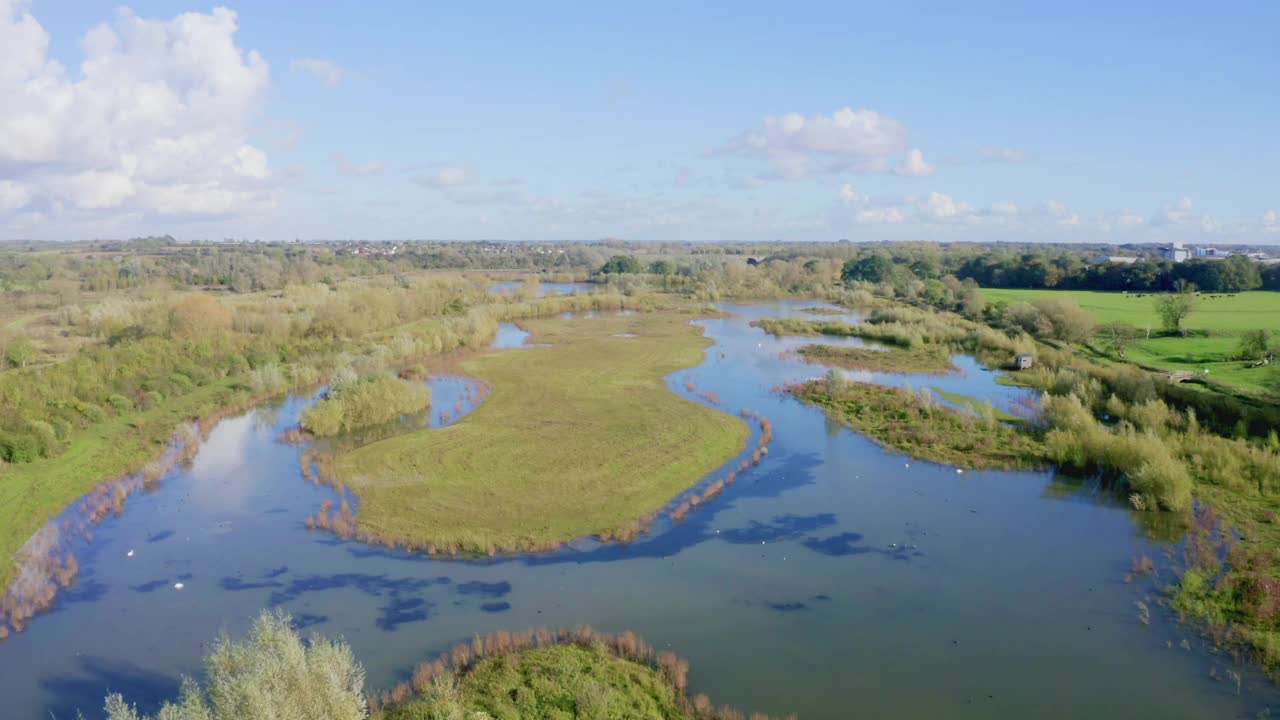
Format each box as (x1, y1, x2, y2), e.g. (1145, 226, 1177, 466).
(102, 610, 367, 720)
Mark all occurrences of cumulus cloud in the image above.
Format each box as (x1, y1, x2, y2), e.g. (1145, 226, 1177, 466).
(718, 107, 929, 181)
(894, 148, 935, 177)
(0, 2, 276, 220)
(920, 191, 979, 223)
(978, 145, 1027, 163)
(290, 57, 343, 87)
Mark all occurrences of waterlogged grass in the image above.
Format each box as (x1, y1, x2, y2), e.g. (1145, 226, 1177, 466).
(336, 312, 749, 552)
(750, 317, 861, 338)
(930, 387, 1025, 425)
(790, 378, 1047, 470)
(797, 343, 956, 374)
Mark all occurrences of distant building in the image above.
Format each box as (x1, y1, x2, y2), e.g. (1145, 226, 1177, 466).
(1015, 354, 1034, 370)
(1161, 242, 1189, 263)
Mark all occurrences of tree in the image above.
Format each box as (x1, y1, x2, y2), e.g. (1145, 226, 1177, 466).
(648, 260, 675, 275)
(841, 254, 894, 284)
(1238, 329, 1272, 364)
(104, 610, 367, 720)
(4, 335, 35, 368)
(1155, 288, 1196, 335)
(170, 295, 233, 338)
(599, 255, 642, 274)
(1032, 298, 1097, 343)
(1098, 322, 1140, 359)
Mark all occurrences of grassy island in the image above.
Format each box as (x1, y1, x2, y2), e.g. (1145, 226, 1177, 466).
(796, 343, 956, 374)
(790, 376, 1047, 470)
(335, 312, 749, 553)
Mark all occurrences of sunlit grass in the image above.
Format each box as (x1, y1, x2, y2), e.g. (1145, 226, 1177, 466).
(336, 312, 749, 553)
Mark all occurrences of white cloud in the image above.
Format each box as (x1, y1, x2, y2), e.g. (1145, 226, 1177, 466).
(413, 166, 469, 188)
(1152, 196, 1218, 232)
(990, 201, 1019, 217)
(856, 206, 906, 224)
(978, 145, 1027, 163)
(1098, 207, 1145, 232)
(334, 152, 384, 177)
(838, 183, 860, 206)
(0, 2, 276, 221)
(835, 184, 908, 224)
(894, 148, 935, 177)
(0, 180, 33, 211)
(290, 57, 343, 87)
(1263, 209, 1279, 234)
(1042, 200, 1080, 226)
(719, 106, 927, 180)
(920, 191, 978, 223)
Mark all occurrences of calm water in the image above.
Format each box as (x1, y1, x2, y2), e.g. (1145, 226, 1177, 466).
(1, 300, 1273, 719)
(487, 281, 593, 296)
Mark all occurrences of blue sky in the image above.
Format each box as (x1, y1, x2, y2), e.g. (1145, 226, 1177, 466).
(2, 0, 1278, 242)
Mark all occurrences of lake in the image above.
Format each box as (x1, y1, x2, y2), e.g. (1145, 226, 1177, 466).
(0, 300, 1272, 719)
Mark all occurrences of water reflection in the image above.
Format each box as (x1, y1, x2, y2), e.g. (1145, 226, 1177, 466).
(1, 300, 1276, 720)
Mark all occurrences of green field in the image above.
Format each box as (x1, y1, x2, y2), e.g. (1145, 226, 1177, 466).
(980, 288, 1280, 395)
(335, 312, 749, 552)
(980, 288, 1280, 334)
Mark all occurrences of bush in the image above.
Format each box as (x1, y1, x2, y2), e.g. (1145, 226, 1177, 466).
(301, 374, 431, 436)
(76, 401, 107, 423)
(0, 432, 41, 463)
(1032, 298, 1097, 343)
(103, 610, 367, 720)
(107, 394, 133, 413)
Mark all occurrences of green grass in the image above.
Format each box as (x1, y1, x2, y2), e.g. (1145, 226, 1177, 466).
(981, 288, 1280, 396)
(335, 312, 749, 552)
(749, 317, 859, 337)
(797, 343, 955, 374)
(980, 288, 1280, 333)
(381, 644, 692, 720)
(790, 378, 1046, 470)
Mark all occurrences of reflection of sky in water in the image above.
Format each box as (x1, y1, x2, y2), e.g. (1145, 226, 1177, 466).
(2, 299, 1276, 720)
(490, 323, 531, 348)
(488, 281, 592, 296)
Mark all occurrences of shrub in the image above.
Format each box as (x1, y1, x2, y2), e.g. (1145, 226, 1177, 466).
(76, 401, 107, 423)
(1032, 298, 1097, 343)
(107, 394, 133, 413)
(103, 610, 367, 720)
(301, 374, 431, 436)
(169, 295, 234, 338)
